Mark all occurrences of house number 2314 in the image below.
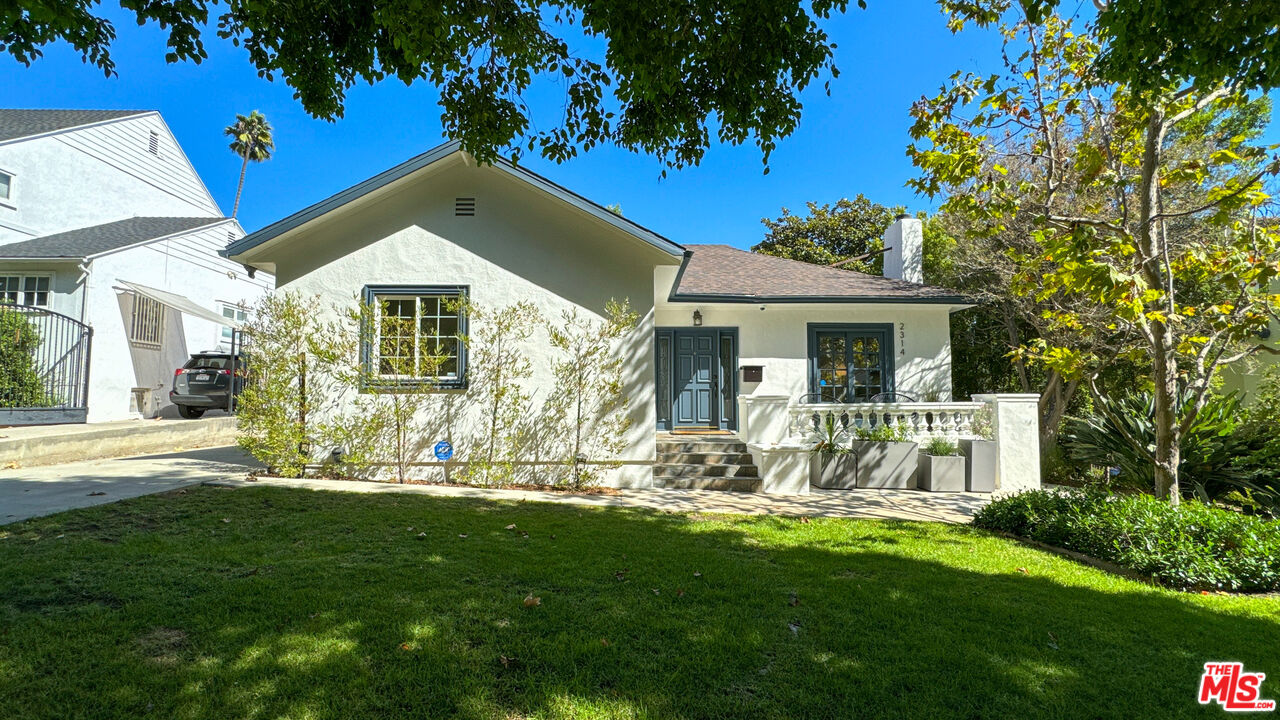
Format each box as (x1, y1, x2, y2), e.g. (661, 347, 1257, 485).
(899, 323, 906, 356)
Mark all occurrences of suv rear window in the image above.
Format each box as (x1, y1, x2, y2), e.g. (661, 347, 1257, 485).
(184, 355, 236, 370)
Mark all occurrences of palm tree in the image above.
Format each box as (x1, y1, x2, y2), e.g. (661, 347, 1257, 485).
(224, 110, 275, 218)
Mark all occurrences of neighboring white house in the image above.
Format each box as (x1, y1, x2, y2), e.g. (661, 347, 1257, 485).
(0, 109, 274, 424)
(224, 141, 1039, 494)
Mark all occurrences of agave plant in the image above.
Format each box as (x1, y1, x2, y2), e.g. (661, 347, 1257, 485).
(1062, 390, 1278, 511)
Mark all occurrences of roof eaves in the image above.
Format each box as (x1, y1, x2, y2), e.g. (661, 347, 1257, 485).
(223, 140, 686, 261)
(0, 109, 154, 147)
(667, 291, 975, 306)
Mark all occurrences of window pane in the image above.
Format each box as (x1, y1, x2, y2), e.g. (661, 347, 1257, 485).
(419, 296, 439, 317)
(0, 172, 10, 200)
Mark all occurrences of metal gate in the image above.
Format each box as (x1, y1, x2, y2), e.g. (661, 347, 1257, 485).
(0, 304, 93, 424)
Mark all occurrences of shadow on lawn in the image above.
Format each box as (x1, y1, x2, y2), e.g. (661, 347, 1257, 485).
(1, 488, 1277, 720)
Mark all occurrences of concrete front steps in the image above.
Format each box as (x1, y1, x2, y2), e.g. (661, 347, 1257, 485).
(654, 435, 762, 492)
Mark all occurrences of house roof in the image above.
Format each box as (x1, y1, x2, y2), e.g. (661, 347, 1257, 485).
(222, 140, 685, 261)
(0, 217, 229, 259)
(0, 109, 149, 143)
(672, 244, 969, 304)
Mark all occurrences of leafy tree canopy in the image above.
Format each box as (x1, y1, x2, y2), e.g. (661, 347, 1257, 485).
(2, 0, 863, 169)
(752, 195, 903, 274)
(945, 0, 1280, 95)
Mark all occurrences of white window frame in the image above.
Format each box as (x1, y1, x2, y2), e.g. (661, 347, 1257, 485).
(0, 273, 51, 307)
(218, 302, 248, 348)
(0, 167, 16, 209)
(129, 295, 165, 349)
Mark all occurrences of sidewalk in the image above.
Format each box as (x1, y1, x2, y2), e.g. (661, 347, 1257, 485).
(1, 446, 261, 525)
(0, 416, 237, 467)
(207, 476, 990, 523)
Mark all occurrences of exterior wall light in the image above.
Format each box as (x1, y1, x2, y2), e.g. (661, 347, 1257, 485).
(692, 309, 703, 326)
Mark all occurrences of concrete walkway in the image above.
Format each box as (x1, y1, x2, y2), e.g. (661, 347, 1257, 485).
(0, 446, 261, 525)
(209, 476, 990, 523)
(0, 416, 238, 468)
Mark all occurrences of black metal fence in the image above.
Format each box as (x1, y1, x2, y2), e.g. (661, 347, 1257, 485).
(0, 304, 92, 411)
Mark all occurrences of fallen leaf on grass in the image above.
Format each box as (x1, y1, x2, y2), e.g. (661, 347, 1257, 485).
(787, 621, 801, 635)
(651, 588, 660, 595)
(505, 524, 517, 531)
(500, 655, 514, 667)
(693, 571, 703, 578)
(458, 534, 468, 539)
(600, 639, 611, 647)
(799, 517, 811, 524)
(523, 594, 541, 607)
(550, 534, 556, 540)
(788, 592, 800, 607)
(417, 532, 428, 539)
(1016, 567, 1028, 574)
(676, 588, 686, 598)
(399, 643, 412, 651)
(614, 570, 628, 582)
(221, 518, 231, 524)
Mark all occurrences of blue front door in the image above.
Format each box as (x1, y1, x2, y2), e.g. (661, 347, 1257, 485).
(674, 331, 717, 428)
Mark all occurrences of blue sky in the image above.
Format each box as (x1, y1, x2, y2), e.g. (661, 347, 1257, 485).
(4, 2, 1272, 248)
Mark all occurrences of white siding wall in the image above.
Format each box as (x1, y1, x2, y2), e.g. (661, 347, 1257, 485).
(270, 161, 672, 487)
(0, 113, 220, 244)
(83, 223, 273, 422)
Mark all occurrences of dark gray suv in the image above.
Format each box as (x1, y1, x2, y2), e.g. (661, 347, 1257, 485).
(170, 352, 244, 419)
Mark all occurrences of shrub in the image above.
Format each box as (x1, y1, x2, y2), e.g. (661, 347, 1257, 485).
(1062, 390, 1278, 511)
(0, 307, 50, 407)
(854, 422, 911, 443)
(973, 489, 1280, 591)
(922, 438, 960, 456)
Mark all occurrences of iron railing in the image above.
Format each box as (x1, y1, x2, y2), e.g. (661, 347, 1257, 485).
(0, 304, 92, 411)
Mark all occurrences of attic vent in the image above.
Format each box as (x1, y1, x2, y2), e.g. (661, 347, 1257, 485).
(148, 131, 160, 155)
(227, 231, 237, 242)
(455, 197, 476, 216)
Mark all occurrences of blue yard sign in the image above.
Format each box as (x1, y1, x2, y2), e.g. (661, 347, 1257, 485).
(434, 441, 454, 461)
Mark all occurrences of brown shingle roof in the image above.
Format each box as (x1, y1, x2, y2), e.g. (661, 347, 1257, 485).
(672, 244, 967, 304)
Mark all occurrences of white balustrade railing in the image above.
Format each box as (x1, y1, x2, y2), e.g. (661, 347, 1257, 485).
(787, 401, 986, 444)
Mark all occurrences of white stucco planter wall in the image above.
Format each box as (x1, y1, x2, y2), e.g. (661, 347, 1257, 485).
(747, 442, 812, 495)
(973, 393, 1041, 493)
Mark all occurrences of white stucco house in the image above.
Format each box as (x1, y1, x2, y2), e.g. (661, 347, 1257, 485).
(0, 109, 274, 424)
(224, 141, 1039, 494)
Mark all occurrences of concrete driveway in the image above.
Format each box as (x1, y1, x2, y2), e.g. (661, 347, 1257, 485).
(0, 446, 261, 525)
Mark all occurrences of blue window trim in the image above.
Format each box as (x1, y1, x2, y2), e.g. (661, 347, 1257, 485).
(806, 323, 895, 402)
(360, 284, 469, 391)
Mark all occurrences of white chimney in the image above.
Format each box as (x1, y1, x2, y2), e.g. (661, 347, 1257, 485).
(883, 214, 923, 284)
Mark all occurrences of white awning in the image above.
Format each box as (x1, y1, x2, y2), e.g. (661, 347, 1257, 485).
(114, 280, 243, 328)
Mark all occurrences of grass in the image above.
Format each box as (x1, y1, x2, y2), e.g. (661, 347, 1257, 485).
(1, 487, 1277, 719)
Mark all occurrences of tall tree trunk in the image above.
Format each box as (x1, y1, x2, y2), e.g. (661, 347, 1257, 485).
(1138, 109, 1181, 505)
(232, 154, 249, 218)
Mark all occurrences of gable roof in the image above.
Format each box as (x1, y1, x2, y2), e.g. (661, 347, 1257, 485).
(0, 109, 149, 143)
(672, 244, 969, 304)
(0, 217, 229, 259)
(222, 140, 685, 261)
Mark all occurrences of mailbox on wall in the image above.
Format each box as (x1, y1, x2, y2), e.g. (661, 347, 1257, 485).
(740, 365, 764, 383)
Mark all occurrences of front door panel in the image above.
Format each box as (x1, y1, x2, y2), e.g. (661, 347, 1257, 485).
(674, 331, 716, 427)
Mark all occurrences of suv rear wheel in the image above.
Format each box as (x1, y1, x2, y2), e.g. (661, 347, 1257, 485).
(177, 405, 206, 419)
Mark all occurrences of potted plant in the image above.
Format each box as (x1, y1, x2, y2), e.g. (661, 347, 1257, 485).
(850, 422, 918, 489)
(809, 413, 856, 489)
(918, 438, 966, 492)
(959, 406, 997, 492)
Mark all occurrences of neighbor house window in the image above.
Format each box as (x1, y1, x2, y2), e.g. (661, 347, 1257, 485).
(0, 170, 12, 202)
(0, 274, 50, 306)
(808, 324, 894, 403)
(362, 285, 467, 388)
(129, 295, 164, 348)
(219, 302, 248, 348)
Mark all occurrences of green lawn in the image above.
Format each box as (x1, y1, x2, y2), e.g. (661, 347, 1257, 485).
(1, 487, 1277, 719)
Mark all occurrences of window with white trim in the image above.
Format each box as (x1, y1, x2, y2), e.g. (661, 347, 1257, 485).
(363, 285, 467, 388)
(0, 274, 50, 306)
(129, 295, 164, 348)
(219, 302, 248, 347)
(0, 170, 12, 202)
